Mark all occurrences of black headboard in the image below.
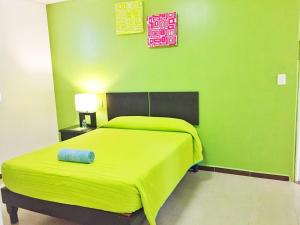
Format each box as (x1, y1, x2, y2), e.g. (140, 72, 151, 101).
(106, 92, 199, 125)
(106, 92, 149, 119)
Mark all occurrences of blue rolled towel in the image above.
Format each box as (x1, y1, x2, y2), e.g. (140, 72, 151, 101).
(58, 149, 95, 164)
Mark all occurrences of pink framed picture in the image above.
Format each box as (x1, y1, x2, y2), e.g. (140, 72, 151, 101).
(147, 12, 177, 48)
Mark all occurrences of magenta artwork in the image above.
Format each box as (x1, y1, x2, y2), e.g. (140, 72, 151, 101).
(147, 12, 177, 48)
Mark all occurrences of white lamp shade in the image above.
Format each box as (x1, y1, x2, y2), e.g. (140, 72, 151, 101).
(75, 94, 98, 113)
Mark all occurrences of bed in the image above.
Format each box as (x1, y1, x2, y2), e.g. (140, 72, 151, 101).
(1, 92, 202, 225)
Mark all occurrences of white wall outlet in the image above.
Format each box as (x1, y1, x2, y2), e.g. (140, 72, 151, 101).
(277, 74, 286, 86)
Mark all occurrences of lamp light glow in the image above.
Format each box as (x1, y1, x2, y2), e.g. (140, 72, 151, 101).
(75, 94, 98, 113)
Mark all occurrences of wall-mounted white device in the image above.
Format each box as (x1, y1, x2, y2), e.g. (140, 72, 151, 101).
(277, 74, 286, 86)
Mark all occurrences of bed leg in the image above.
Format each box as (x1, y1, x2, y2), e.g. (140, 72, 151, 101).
(190, 165, 199, 173)
(6, 205, 19, 224)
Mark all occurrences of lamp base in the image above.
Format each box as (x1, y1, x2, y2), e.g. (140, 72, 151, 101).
(79, 112, 97, 128)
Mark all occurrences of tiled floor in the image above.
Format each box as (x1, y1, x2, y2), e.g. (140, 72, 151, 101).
(1, 171, 300, 225)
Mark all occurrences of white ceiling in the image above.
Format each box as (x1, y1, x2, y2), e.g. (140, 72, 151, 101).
(36, 0, 67, 4)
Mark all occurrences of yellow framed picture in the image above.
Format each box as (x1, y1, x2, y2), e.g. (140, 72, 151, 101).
(115, 0, 144, 35)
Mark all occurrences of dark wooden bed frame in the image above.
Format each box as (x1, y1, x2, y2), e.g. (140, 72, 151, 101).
(1, 92, 200, 225)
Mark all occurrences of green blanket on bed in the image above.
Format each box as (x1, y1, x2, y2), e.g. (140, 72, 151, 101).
(2, 116, 202, 225)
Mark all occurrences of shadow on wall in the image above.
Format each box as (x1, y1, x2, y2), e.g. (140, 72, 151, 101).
(96, 93, 108, 126)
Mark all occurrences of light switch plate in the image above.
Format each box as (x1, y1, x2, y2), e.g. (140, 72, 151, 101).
(278, 74, 286, 86)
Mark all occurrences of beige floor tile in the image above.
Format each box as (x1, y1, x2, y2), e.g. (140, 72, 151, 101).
(2, 172, 300, 225)
(249, 181, 299, 225)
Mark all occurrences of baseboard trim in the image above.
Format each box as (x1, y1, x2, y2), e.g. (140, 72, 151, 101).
(197, 166, 289, 181)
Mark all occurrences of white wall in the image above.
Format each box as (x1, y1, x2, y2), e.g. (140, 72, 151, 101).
(0, 0, 58, 165)
(296, 12, 300, 182)
(296, 60, 300, 182)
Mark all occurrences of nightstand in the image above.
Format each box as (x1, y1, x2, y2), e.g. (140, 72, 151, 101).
(59, 125, 97, 141)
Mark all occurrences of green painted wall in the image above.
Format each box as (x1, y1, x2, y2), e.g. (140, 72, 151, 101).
(47, 0, 299, 179)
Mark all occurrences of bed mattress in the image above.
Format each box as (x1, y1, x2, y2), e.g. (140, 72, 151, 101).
(2, 128, 192, 211)
(2, 116, 202, 225)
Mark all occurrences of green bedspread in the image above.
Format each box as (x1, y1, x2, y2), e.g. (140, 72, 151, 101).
(2, 116, 202, 225)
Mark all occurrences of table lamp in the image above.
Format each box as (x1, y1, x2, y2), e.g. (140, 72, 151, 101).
(75, 93, 98, 128)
